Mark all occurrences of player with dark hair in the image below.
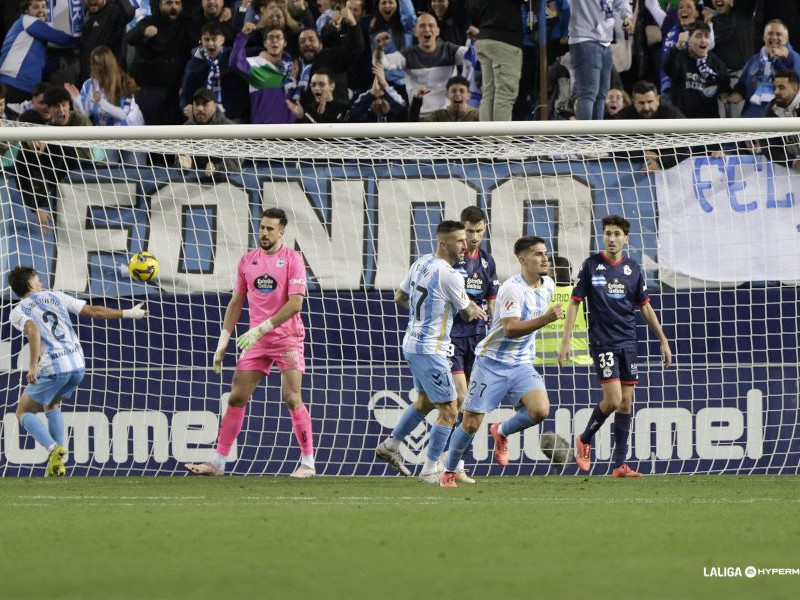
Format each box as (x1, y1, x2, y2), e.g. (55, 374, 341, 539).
(440, 236, 563, 487)
(441, 206, 498, 483)
(7, 266, 147, 476)
(186, 207, 316, 478)
(558, 215, 672, 477)
(375, 220, 486, 481)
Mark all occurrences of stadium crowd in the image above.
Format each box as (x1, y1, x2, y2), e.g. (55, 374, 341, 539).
(0, 0, 799, 129)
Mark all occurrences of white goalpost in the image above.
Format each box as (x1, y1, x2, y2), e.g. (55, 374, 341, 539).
(0, 118, 798, 476)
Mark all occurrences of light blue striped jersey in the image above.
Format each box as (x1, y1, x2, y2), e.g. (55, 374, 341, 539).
(400, 254, 470, 356)
(9, 291, 87, 376)
(476, 274, 555, 365)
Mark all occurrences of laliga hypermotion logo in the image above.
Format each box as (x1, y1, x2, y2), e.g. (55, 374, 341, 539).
(368, 389, 436, 464)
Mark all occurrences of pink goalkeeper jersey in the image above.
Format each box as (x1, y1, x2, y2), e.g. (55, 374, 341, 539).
(235, 245, 307, 347)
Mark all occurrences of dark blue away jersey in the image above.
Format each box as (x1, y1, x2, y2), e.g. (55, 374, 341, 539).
(571, 252, 650, 348)
(451, 248, 499, 338)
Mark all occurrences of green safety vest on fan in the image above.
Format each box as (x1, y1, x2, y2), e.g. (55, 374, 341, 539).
(534, 285, 592, 365)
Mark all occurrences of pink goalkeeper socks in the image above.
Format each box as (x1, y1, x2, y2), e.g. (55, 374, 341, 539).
(216, 405, 246, 456)
(289, 404, 314, 456)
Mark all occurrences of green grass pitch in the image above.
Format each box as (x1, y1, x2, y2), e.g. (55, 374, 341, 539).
(1, 475, 798, 600)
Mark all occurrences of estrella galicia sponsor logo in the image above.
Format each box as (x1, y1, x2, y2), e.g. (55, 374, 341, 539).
(606, 277, 626, 299)
(465, 273, 484, 295)
(255, 273, 277, 293)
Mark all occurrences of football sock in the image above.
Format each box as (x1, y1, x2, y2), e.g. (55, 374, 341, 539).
(300, 454, 315, 469)
(20, 413, 56, 451)
(613, 412, 632, 467)
(216, 405, 246, 456)
(445, 425, 474, 472)
(580, 404, 612, 444)
(499, 409, 540, 437)
(390, 406, 426, 442)
(384, 436, 400, 452)
(45, 407, 65, 446)
(210, 452, 226, 471)
(289, 404, 314, 458)
(423, 424, 452, 470)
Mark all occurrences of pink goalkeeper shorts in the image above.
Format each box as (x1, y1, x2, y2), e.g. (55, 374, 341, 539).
(236, 342, 305, 374)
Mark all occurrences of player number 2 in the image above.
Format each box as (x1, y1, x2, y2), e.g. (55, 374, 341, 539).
(598, 352, 614, 368)
(42, 311, 66, 341)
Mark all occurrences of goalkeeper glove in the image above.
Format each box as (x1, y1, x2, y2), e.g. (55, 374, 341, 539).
(213, 330, 231, 374)
(236, 318, 274, 351)
(122, 303, 147, 319)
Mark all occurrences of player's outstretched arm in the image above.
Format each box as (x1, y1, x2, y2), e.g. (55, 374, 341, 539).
(236, 294, 304, 351)
(23, 320, 41, 384)
(502, 303, 564, 339)
(639, 302, 672, 368)
(80, 303, 148, 319)
(458, 301, 487, 323)
(557, 299, 581, 366)
(394, 290, 410, 310)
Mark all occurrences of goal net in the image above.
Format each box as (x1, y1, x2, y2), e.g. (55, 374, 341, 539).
(0, 120, 798, 476)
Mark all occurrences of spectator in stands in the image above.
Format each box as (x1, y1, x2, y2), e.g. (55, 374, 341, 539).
(316, 0, 335, 34)
(762, 70, 800, 170)
(177, 87, 241, 177)
(127, 0, 194, 125)
(472, 0, 524, 122)
(368, 0, 416, 92)
(429, 0, 473, 47)
(729, 19, 800, 118)
(345, 0, 374, 94)
(249, 0, 305, 57)
(80, 0, 135, 83)
(709, 0, 755, 118)
(189, 0, 236, 45)
(409, 74, 477, 121)
(296, 6, 364, 104)
(664, 20, 730, 118)
(605, 86, 630, 117)
(65, 46, 144, 127)
(376, 13, 468, 118)
(181, 21, 250, 122)
(287, 67, 349, 121)
(16, 87, 92, 236)
(0, 1, 78, 103)
(349, 64, 407, 122)
(645, 0, 713, 99)
(568, 0, 633, 120)
(6, 81, 52, 120)
(756, 2, 800, 52)
(231, 23, 296, 123)
(613, 80, 687, 172)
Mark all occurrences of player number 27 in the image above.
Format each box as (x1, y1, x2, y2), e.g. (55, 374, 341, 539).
(469, 381, 487, 398)
(598, 352, 615, 368)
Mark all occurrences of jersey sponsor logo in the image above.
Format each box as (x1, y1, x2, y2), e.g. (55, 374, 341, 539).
(277, 259, 285, 267)
(465, 273, 485, 294)
(591, 275, 606, 287)
(289, 278, 306, 285)
(630, 362, 638, 376)
(623, 265, 632, 276)
(606, 278, 626, 299)
(595, 264, 606, 270)
(504, 300, 516, 311)
(481, 258, 488, 268)
(254, 273, 277, 292)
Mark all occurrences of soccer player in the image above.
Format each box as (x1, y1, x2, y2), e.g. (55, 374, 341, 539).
(7, 266, 147, 476)
(375, 221, 486, 481)
(558, 215, 672, 477)
(439, 236, 563, 488)
(444, 206, 498, 483)
(186, 208, 316, 478)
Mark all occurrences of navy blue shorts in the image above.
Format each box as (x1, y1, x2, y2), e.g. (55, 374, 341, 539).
(449, 336, 480, 377)
(591, 346, 638, 385)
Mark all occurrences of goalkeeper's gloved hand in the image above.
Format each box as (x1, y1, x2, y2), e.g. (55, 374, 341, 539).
(213, 330, 231, 374)
(122, 303, 148, 319)
(236, 318, 274, 351)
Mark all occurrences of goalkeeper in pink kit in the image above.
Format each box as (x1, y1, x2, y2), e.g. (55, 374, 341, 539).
(186, 208, 316, 478)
